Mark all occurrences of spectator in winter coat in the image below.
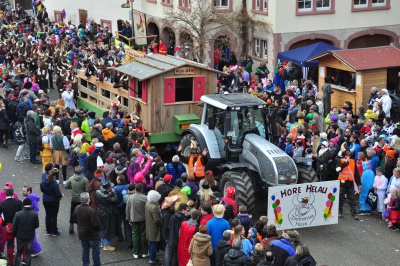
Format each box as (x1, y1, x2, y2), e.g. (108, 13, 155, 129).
(215, 230, 232, 266)
(221, 186, 238, 215)
(236, 206, 253, 237)
(223, 239, 250, 266)
(167, 155, 186, 186)
(167, 203, 188, 266)
(25, 110, 41, 164)
(156, 174, 174, 205)
(270, 231, 296, 266)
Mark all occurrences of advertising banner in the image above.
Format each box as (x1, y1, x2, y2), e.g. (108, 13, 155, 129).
(133, 10, 147, 45)
(267, 181, 340, 230)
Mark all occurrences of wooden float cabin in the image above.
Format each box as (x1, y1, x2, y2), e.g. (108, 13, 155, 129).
(77, 52, 224, 144)
(308, 46, 400, 109)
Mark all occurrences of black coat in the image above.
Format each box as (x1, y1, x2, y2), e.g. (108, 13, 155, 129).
(73, 203, 101, 241)
(216, 239, 231, 266)
(12, 207, 39, 241)
(161, 207, 175, 241)
(385, 158, 397, 180)
(168, 212, 187, 247)
(86, 150, 102, 175)
(223, 249, 250, 266)
(0, 108, 10, 130)
(0, 198, 23, 224)
(25, 116, 40, 142)
(96, 189, 117, 239)
(7, 99, 18, 123)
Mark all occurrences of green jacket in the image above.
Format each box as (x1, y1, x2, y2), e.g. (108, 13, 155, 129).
(245, 60, 253, 74)
(65, 174, 89, 203)
(81, 118, 91, 141)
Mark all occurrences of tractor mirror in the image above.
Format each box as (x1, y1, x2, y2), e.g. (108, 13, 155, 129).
(208, 116, 216, 130)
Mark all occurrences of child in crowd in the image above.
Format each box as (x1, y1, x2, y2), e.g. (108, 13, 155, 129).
(250, 243, 265, 266)
(247, 227, 259, 248)
(305, 148, 313, 166)
(293, 140, 304, 158)
(237, 206, 254, 237)
(374, 167, 388, 213)
(388, 188, 400, 230)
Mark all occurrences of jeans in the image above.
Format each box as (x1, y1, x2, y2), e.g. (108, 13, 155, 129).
(15, 239, 33, 266)
(70, 201, 81, 224)
(131, 221, 147, 255)
(15, 143, 28, 159)
(43, 201, 60, 234)
(148, 241, 158, 263)
(81, 239, 101, 266)
(29, 140, 37, 163)
(164, 241, 174, 266)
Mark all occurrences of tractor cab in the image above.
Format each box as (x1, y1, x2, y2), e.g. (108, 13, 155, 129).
(201, 93, 268, 161)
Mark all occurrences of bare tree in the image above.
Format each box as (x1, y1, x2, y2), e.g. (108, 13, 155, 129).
(163, 0, 233, 63)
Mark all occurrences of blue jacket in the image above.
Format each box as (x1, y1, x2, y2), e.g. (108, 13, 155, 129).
(350, 143, 361, 160)
(369, 155, 380, 174)
(114, 184, 129, 209)
(40, 179, 62, 202)
(237, 213, 254, 237)
(167, 162, 186, 186)
(206, 217, 230, 251)
(16, 102, 31, 119)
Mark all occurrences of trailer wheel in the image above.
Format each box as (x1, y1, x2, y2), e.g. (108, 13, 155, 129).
(297, 164, 318, 183)
(180, 133, 200, 157)
(220, 170, 255, 213)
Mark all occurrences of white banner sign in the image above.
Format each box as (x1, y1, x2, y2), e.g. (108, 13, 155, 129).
(267, 181, 340, 230)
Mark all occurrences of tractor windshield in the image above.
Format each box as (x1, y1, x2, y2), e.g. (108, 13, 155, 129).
(229, 107, 266, 145)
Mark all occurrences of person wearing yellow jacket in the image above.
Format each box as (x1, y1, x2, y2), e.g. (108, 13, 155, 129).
(336, 150, 361, 220)
(102, 123, 115, 141)
(40, 126, 53, 172)
(364, 105, 378, 122)
(80, 117, 91, 142)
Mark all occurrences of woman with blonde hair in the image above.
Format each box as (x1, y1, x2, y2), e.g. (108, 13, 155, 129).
(40, 126, 53, 172)
(195, 182, 213, 209)
(284, 244, 317, 266)
(50, 126, 70, 184)
(233, 225, 253, 258)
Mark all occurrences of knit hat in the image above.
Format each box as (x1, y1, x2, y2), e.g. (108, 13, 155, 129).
(321, 141, 329, 148)
(225, 186, 236, 197)
(181, 186, 191, 195)
(386, 150, 397, 159)
(22, 198, 32, 206)
(330, 115, 338, 122)
(105, 157, 114, 164)
(202, 182, 210, 190)
(163, 174, 172, 182)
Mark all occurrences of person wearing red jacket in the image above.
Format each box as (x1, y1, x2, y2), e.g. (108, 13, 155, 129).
(158, 39, 167, 56)
(221, 186, 238, 215)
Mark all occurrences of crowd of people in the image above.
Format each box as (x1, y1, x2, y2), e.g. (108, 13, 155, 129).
(0, 1, 400, 266)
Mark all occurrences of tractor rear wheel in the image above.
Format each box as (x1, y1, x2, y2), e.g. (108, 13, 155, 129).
(220, 170, 255, 213)
(297, 163, 318, 183)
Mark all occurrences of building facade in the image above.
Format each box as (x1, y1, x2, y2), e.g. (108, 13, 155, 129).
(45, 0, 400, 70)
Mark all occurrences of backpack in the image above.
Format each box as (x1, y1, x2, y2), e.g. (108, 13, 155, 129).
(36, 134, 44, 152)
(296, 255, 317, 266)
(14, 123, 26, 145)
(67, 146, 78, 166)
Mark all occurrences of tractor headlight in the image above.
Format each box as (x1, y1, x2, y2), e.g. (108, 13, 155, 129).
(278, 175, 286, 181)
(291, 174, 297, 181)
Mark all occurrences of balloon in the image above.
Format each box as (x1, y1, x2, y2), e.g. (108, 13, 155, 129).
(326, 200, 331, 207)
(271, 195, 276, 201)
(276, 199, 281, 205)
(278, 219, 283, 224)
(275, 218, 279, 224)
(323, 213, 327, 219)
(324, 207, 329, 214)
(330, 195, 336, 202)
(277, 206, 282, 213)
(328, 212, 332, 218)
(272, 203, 277, 209)
(333, 187, 337, 193)
(278, 213, 283, 220)
(328, 193, 332, 199)
(0, 163, 2, 170)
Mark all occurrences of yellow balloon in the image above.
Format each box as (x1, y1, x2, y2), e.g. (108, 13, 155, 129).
(278, 213, 283, 220)
(324, 207, 329, 214)
(0, 163, 2, 170)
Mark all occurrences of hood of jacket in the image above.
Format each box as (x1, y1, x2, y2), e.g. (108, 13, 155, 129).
(227, 249, 246, 260)
(193, 232, 211, 243)
(71, 174, 85, 182)
(216, 239, 231, 250)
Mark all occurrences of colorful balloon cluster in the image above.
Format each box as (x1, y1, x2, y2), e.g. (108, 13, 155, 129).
(271, 195, 283, 225)
(324, 187, 337, 220)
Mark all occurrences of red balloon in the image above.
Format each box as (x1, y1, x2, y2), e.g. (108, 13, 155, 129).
(328, 193, 332, 199)
(276, 199, 281, 205)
